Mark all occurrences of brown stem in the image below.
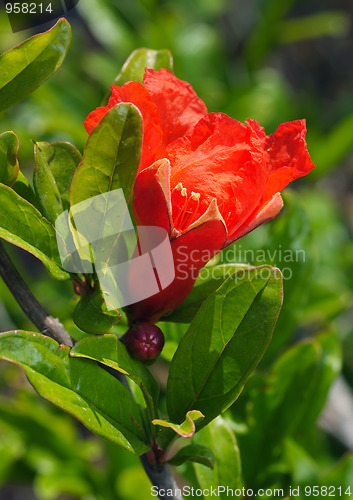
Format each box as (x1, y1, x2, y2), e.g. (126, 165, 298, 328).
(0, 241, 73, 347)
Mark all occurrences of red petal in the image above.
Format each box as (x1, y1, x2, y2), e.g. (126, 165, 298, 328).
(226, 192, 283, 244)
(84, 82, 164, 172)
(143, 68, 207, 146)
(129, 217, 227, 322)
(263, 119, 315, 200)
(167, 113, 265, 233)
(84, 106, 108, 134)
(132, 159, 172, 236)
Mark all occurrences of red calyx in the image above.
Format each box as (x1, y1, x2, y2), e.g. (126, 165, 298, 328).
(125, 322, 165, 361)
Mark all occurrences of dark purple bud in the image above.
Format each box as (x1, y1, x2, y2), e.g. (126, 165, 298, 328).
(125, 323, 165, 361)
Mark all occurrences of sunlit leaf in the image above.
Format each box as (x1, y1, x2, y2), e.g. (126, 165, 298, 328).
(0, 331, 149, 456)
(0, 184, 69, 280)
(0, 19, 71, 112)
(0, 131, 19, 186)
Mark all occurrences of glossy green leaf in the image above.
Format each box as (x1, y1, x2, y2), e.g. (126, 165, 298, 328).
(70, 103, 142, 207)
(168, 444, 215, 469)
(153, 410, 204, 438)
(73, 289, 120, 334)
(165, 264, 253, 323)
(0, 183, 69, 280)
(33, 141, 82, 223)
(0, 19, 71, 112)
(166, 266, 283, 430)
(0, 331, 149, 456)
(0, 131, 19, 186)
(193, 417, 242, 494)
(70, 333, 159, 420)
(102, 48, 173, 105)
(11, 170, 37, 206)
(33, 142, 64, 224)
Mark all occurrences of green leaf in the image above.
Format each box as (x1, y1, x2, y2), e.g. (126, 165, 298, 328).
(72, 289, 121, 334)
(165, 264, 254, 323)
(166, 266, 283, 430)
(303, 330, 342, 427)
(0, 19, 71, 112)
(102, 48, 173, 105)
(168, 444, 215, 469)
(0, 331, 150, 456)
(0, 132, 19, 186)
(153, 410, 204, 438)
(258, 190, 315, 363)
(33, 141, 82, 223)
(238, 331, 341, 484)
(321, 454, 353, 489)
(0, 183, 69, 280)
(33, 142, 64, 224)
(285, 439, 320, 485)
(70, 103, 142, 206)
(193, 417, 242, 494)
(11, 170, 37, 206)
(70, 333, 160, 420)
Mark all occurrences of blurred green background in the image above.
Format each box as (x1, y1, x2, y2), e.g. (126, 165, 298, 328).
(0, 0, 353, 498)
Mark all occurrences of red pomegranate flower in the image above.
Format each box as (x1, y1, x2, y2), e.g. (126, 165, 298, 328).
(85, 69, 315, 322)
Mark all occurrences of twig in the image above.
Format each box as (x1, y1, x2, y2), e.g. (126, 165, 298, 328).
(0, 241, 181, 498)
(104, 365, 183, 500)
(140, 454, 183, 500)
(0, 241, 73, 347)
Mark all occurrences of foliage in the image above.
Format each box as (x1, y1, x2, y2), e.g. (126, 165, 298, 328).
(0, 1, 352, 499)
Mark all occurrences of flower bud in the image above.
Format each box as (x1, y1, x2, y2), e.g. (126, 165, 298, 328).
(125, 322, 165, 361)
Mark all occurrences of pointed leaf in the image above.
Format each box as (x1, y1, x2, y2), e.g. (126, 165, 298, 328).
(70, 334, 160, 420)
(0, 132, 19, 186)
(166, 266, 283, 429)
(193, 417, 242, 494)
(72, 289, 120, 334)
(168, 444, 215, 469)
(33, 142, 63, 224)
(152, 410, 204, 439)
(102, 48, 173, 105)
(166, 264, 254, 323)
(34, 141, 82, 223)
(11, 170, 37, 206)
(0, 331, 150, 456)
(70, 103, 142, 206)
(0, 19, 71, 112)
(0, 184, 69, 280)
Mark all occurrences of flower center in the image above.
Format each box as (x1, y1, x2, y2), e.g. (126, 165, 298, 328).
(172, 183, 201, 231)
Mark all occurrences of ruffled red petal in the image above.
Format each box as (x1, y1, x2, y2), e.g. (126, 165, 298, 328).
(84, 81, 164, 172)
(226, 193, 284, 244)
(143, 68, 207, 147)
(246, 119, 315, 201)
(84, 106, 108, 135)
(167, 113, 266, 233)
